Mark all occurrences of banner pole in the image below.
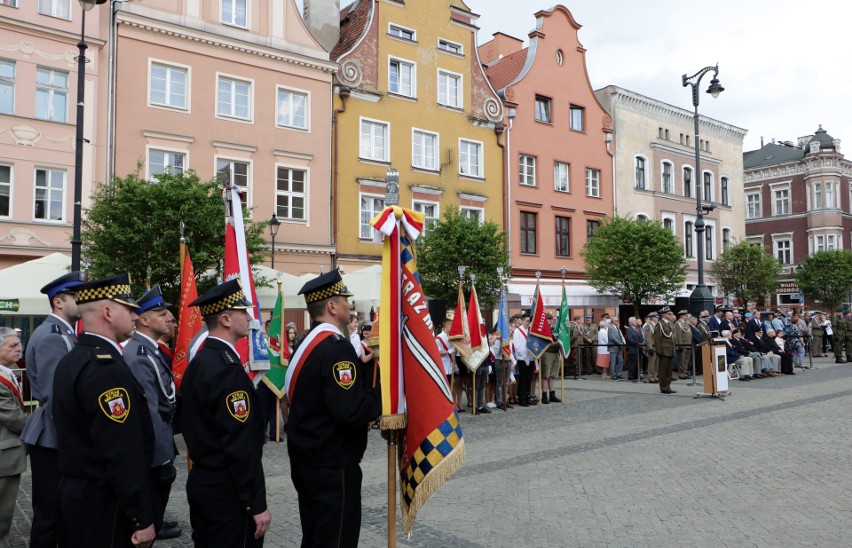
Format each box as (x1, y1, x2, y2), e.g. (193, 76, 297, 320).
(537, 359, 543, 406)
(275, 397, 281, 444)
(471, 368, 476, 415)
(560, 266, 567, 404)
(179, 222, 192, 472)
(387, 430, 397, 548)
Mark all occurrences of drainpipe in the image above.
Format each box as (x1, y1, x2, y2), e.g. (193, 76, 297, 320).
(606, 132, 615, 215)
(105, 0, 120, 185)
(505, 109, 516, 269)
(330, 85, 350, 269)
(494, 121, 507, 252)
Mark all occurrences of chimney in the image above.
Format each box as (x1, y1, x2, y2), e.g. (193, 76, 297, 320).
(304, 0, 340, 53)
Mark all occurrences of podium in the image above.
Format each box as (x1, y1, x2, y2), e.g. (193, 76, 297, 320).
(697, 339, 728, 399)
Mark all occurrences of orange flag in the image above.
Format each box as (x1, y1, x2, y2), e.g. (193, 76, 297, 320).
(173, 250, 202, 389)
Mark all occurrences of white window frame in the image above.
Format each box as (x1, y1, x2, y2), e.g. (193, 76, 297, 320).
(827, 233, 838, 251)
(1, 0, 19, 7)
(722, 227, 733, 250)
(215, 73, 253, 122)
(360, 193, 385, 239)
(634, 155, 647, 190)
(388, 23, 416, 41)
(33, 167, 66, 222)
(772, 187, 790, 216)
(459, 138, 483, 178)
(359, 117, 390, 162)
(554, 161, 569, 193)
(148, 60, 190, 111)
(411, 128, 439, 171)
(0, 163, 12, 218)
(661, 212, 676, 236)
(585, 168, 600, 197)
(437, 38, 463, 55)
(146, 147, 187, 181)
(0, 59, 14, 115)
(275, 165, 308, 222)
(519, 154, 536, 186)
(388, 56, 416, 98)
(746, 192, 761, 219)
(276, 86, 309, 130)
(35, 67, 68, 122)
(461, 206, 484, 225)
(661, 160, 673, 194)
(412, 199, 439, 230)
(221, 0, 248, 28)
(437, 69, 462, 109)
(569, 104, 584, 131)
(682, 165, 693, 198)
(38, 0, 70, 19)
(825, 180, 837, 209)
(215, 157, 251, 207)
(773, 237, 793, 265)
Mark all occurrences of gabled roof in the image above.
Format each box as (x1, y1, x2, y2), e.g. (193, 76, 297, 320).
(743, 143, 804, 170)
(482, 48, 527, 93)
(331, 0, 371, 61)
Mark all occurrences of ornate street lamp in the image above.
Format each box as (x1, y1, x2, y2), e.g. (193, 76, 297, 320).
(268, 213, 281, 269)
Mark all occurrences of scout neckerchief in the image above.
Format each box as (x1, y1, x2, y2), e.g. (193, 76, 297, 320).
(284, 322, 340, 404)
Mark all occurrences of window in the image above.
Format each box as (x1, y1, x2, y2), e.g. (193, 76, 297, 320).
(683, 166, 693, 198)
(360, 194, 385, 238)
(389, 58, 415, 97)
(636, 214, 648, 222)
(0, 60, 13, 114)
(34, 168, 65, 221)
(554, 162, 569, 192)
(586, 220, 600, 237)
(216, 159, 249, 204)
(721, 177, 730, 206)
(519, 155, 536, 186)
(555, 216, 570, 257)
(746, 193, 761, 219)
(221, 0, 247, 28)
(813, 182, 823, 209)
(412, 129, 438, 171)
(0, 164, 10, 217)
(438, 38, 462, 54)
(520, 212, 537, 254)
(413, 200, 439, 230)
(703, 172, 712, 202)
(585, 168, 600, 197)
(461, 207, 484, 224)
(684, 222, 694, 258)
(827, 234, 838, 251)
(815, 235, 825, 252)
(38, 0, 70, 19)
(634, 157, 646, 189)
(663, 218, 674, 233)
(773, 188, 790, 216)
(217, 76, 251, 120)
(438, 70, 461, 108)
(569, 105, 584, 131)
(276, 167, 306, 221)
(826, 181, 837, 209)
(535, 96, 551, 123)
(149, 62, 187, 110)
(459, 139, 482, 177)
(1, 0, 19, 6)
(661, 161, 673, 194)
(388, 24, 415, 41)
(277, 88, 307, 129)
(360, 119, 389, 162)
(775, 239, 792, 265)
(148, 149, 185, 179)
(723, 228, 732, 249)
(705, 225, 714, 260)
(35, 67, 68, 122)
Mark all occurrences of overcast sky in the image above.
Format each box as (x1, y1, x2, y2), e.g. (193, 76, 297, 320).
(336, 0, 852, 152)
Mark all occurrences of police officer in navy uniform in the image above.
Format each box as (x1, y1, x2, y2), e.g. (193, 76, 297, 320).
(19, 271, 84, 548)
(52, 273, 156, 547)
(180, 279, 271, 547)
(286, 270, 381, 548)
(123, 285, 181, 540)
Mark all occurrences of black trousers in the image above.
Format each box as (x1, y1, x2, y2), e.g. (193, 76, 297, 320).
(517, 360, 533, 402)
(58, 476, 136, 548)
(28, 444, 61, 548)
(152, 462, 176, 532)
(187, 467, 262, 548)
(627, 351, 639, 380)
(291, 461, 362, 548)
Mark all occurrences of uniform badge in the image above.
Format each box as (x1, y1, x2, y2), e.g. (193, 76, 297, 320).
(99, 388, 131, 423)
(227, 390, 250, 422)
(333, 361, 356, 390)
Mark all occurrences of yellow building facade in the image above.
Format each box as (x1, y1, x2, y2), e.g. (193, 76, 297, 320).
(331, 0, 504, 270)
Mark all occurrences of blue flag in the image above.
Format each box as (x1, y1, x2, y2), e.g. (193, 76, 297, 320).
(497, 285, 511, 359)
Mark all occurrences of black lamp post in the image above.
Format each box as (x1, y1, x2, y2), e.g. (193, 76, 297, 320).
(269, 213, 281, 269)
(682, 63, 724, 315)
(71, 0, 107, 272)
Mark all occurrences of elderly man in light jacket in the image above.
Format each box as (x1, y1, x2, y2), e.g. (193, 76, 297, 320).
(0, 328, 27, 548)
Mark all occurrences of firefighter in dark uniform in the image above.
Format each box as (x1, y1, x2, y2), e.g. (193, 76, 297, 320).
(180, 279, 271, 547)
(285, 270, 382, 548)
(52, 273, 156, 548)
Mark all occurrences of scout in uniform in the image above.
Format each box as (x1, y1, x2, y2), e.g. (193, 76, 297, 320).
(180, 279, 271, 547)
(123, 285, 181, 540)
(52, 274, 156, 548)
(654, 308, 677, 394)
(285, 270, 381, 548)
(19, 271, 83, 548)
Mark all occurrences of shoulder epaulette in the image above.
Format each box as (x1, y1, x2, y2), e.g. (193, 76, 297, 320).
(96, 353, 114, 363)
(50, 324, 61, 334)
(137, 345, 147, 356)
(333, 333, 346, 342)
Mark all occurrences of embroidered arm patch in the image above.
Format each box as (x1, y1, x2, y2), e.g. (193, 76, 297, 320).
(227, 390, 250, 422)
(99, 388, 130, 423)
(333, 361, 356, 390)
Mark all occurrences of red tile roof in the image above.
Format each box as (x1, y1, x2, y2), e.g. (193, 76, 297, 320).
(331, 0, 371, 61)
(483, 48, 527, 92)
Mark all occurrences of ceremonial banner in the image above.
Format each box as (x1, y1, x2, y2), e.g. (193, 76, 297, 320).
(526, 281, 554, 359)
(370, 205, 464, 537)
(173, 248, 201, 390)
(497, 285, 512, 360)
(448, 284, 471, 359)
(463, 283, 489, 371)
(555, 283, 572, 358)
(262, 282, 288, 398)
(223, 186, 270, 384)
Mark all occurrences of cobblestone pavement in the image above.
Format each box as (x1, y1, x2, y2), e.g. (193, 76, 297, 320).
(11, 356, 852, 546)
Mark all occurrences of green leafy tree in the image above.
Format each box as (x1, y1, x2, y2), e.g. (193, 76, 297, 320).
(796, 249, 852, 312)
(581, 216, 686, 317)
(81, 170, 268, 305)
(417, 206, 509, 307)
(710, 240, 782, 308)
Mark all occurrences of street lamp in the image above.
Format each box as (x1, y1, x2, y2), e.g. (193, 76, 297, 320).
(268, 213, 281, 270)
(71, 0, 108, 272)
(682, 63, 724, 315)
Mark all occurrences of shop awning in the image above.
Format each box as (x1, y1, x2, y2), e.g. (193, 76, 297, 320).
(0, 253, 72, 316)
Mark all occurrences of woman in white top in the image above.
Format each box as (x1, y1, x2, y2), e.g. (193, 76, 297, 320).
(596, 320, 610, 378)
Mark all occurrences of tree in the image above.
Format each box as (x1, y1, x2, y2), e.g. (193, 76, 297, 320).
(796, 249, 852, 312)
(581, 216, 686, 317)
(417, 206, 509, 307)
(710, 240, 782, 308)
(81, 170, 268, 305)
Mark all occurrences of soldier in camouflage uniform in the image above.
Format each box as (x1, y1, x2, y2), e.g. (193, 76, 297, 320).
(834, 309, 848, 363)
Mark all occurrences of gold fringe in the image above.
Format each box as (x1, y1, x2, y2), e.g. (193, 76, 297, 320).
(380, 414, 407, 431)
(401, 438, 465, 538)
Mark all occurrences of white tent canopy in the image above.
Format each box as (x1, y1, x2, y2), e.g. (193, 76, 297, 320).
(342, 265, 382, 313)
(0, 253, 71, 316)
(252, 266, 307, 310)
(507, 282, 619, 309)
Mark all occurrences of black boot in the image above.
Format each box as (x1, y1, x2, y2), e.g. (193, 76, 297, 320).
(541, 392, 549, 404)
(846, 355, 852, 363)
(836, 356, 845, 364)
(549, 390, 561, 403)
